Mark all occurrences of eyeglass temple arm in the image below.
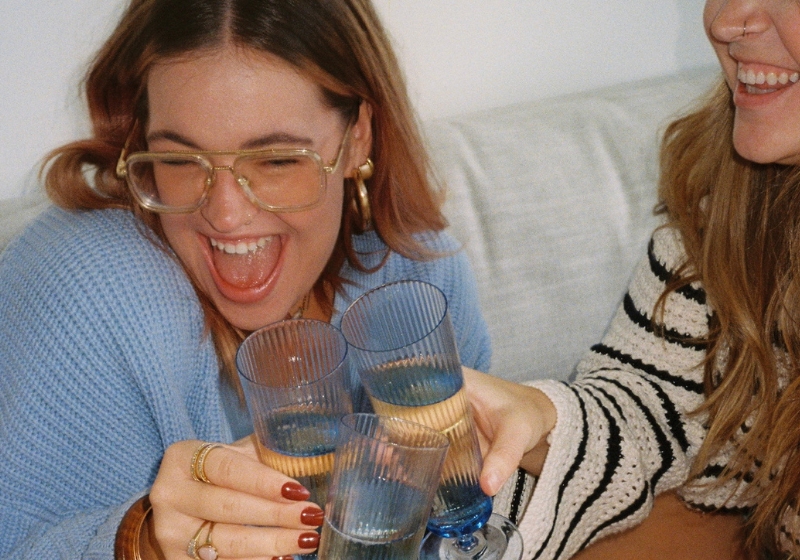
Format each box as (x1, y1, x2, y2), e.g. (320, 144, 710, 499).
(115, 148, 129, 179)
(116, 120, 142, 179)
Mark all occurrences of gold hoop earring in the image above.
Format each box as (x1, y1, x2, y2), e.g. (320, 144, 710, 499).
(353, 158, 373, 231)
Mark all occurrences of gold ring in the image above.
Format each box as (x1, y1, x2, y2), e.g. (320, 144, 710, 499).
(190, 442, 222, 484)
(186, 521, 207, 558)
(197, 522, 218, 560)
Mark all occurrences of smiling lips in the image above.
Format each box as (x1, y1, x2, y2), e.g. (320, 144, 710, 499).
(738, 65, 800, 94)
(210, 235, 280, 290)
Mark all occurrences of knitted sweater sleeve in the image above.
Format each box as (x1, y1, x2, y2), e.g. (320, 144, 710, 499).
(515, 227, 711, 559)
(0, 208, 222, 559)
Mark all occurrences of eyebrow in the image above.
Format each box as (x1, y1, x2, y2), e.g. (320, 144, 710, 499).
(145, 130, 315, 150)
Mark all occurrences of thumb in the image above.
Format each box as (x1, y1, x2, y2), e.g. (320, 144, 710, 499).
(479, 424, 527, 496)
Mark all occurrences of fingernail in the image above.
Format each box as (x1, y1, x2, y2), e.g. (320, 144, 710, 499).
(300, 506, 325, 527)
(298, 532, 320, 549)
(272, 556, 294, 560)
(281, 481, 310, 501)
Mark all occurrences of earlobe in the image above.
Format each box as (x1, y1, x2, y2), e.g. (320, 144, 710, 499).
(347, 101, 374, 175)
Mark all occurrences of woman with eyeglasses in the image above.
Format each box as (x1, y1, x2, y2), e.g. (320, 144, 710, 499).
(0, 1, 493, 558)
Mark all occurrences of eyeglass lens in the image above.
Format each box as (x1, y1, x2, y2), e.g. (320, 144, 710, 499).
(127, 153, 325, 211)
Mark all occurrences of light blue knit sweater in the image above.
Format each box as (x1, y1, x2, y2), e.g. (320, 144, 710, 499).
(0, 207, 491, 559)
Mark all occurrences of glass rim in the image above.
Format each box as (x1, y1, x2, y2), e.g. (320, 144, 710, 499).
(340, 279, 449, 354)
(340, 413, 450, 452)
(235, 318, 348, 389)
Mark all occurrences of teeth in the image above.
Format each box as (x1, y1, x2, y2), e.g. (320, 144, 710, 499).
(210, 236, 272, 255)
(738, 67, 800, 87)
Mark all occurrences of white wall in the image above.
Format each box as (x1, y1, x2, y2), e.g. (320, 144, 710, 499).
(0, 1, 716, 201)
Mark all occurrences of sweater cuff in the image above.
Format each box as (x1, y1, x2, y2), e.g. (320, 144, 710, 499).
(516, 379, 583, 556)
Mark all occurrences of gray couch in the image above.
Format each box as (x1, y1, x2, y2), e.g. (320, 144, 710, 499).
(0, 66, 718, 383)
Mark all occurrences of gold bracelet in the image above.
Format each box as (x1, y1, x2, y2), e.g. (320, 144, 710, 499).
(114, 495, 152, 560)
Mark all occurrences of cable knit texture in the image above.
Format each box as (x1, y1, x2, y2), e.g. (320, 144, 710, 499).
(508, 225, 768, 559)
(0, 207, 491, 559)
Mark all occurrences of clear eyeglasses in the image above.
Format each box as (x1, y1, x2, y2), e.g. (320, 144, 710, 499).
(115, 122, 352, 214)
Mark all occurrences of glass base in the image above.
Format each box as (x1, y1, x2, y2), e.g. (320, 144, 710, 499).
(419, 514, 523, 560)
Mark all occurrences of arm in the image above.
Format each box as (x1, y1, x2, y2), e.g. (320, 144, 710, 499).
(0, 209, 322, 559)
(467, 228, 713, 560)
(0, 210, 172, 559)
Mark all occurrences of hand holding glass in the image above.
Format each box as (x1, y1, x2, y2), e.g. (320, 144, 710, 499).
(341, 280, 523, 560)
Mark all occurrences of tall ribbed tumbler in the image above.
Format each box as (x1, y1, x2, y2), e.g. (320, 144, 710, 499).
(237, 319, 353, 559)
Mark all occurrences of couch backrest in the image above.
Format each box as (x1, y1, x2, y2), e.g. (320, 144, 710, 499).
(425, 66, 719, 382)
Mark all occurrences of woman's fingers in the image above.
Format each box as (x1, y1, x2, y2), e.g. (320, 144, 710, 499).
(462, 367, 556, 494)
(160, 440, 303, 502)
(200, 442, 308, 503)
(149, 438, 325, 559)
(176, 481, 321, 528)
(153, 516, 322, 559)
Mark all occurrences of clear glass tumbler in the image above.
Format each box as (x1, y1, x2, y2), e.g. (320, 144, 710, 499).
(237, 319, 353, 559)
(318, 413, 449, 559)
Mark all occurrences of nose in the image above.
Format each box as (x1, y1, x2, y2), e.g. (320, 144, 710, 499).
(200, 166, 258, 233)
(706, 0, 770, 43)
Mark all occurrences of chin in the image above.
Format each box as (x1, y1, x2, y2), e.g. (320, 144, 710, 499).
(733, 124, 800, 166)
(216, 302, 280, 333)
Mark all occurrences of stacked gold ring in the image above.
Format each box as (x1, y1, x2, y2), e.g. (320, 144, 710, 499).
(190, 442, 222, 484)
(186, 520, 218, 560)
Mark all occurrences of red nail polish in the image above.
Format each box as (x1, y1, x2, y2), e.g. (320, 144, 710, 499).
(272, 556, 294, 560)
(281, 481, 310, 501)
(300, 506, 325, 527)
(298, 532, 320, 549)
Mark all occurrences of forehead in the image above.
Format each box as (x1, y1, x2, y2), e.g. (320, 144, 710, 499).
(145, 47, 337, 145)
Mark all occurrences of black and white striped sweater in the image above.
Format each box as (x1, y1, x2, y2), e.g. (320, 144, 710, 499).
(503, 225, 781, 559)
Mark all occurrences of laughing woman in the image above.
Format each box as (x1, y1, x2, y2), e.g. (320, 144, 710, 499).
(0, 1, 491, 558)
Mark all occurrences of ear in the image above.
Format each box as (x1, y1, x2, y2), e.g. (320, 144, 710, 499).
(345, 101, 373, 177)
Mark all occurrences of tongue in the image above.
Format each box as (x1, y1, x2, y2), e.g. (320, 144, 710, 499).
(212, 238, 280, 289)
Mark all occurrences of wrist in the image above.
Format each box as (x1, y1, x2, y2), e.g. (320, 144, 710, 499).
(519, 386, 557, 476)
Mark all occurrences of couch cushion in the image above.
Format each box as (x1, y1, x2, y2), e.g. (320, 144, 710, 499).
(425, 66, 719, 382)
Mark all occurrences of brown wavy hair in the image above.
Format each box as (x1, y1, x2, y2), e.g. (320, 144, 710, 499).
(657, 75, 800, 557)
(43, 0, 447, 391)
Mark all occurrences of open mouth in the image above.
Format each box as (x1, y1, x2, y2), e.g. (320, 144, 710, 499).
(209, 235, 281, 291)
(738, 66, 799, 94)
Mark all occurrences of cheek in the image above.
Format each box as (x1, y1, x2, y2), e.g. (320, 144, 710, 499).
(157, 215, 200, 267)
(297, 183, 344, 255)
(158, 215, 187, 252)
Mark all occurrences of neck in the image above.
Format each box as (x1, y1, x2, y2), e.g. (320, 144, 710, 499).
(286, 291, 312, 320)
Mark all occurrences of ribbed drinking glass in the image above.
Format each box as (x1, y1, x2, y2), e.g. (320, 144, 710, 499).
(341, 280, 523, 560)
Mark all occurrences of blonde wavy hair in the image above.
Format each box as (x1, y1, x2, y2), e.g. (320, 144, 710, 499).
(43, 0, 447, 393)
(657, 75, 800, 557)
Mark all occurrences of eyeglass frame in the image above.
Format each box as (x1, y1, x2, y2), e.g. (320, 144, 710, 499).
(115, 118, 354, 214)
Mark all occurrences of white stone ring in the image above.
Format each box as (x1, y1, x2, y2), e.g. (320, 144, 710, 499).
(187, 521, 218, 560)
